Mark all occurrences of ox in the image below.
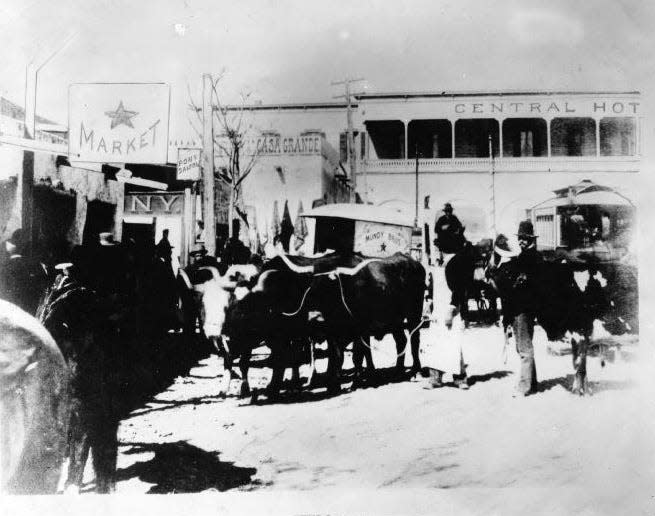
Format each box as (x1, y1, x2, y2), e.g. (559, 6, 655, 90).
(0, 300, 71, 494)
(198, 252, 426, 398)
(198, 253, 369, 397)
(488, 235, 636, 395)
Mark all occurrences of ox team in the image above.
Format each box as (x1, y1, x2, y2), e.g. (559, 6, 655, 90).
(0, 203, 626, 493)
(1, 212, 602, 401)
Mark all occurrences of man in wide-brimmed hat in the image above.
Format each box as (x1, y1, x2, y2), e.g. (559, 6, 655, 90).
(186, 243, 220, 278)
(434, 202, 464, 265)
(510, 219, 543, 397)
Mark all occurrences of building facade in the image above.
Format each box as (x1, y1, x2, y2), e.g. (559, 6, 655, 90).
(214, 91, 641, 247)
(358, 90, 641, 241)
(0, 97, 124, 262)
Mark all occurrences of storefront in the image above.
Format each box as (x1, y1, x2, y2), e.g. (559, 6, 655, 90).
(122, 190, 194, 267)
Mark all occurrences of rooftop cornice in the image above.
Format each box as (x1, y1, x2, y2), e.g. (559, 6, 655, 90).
(354, 90, 641, 100)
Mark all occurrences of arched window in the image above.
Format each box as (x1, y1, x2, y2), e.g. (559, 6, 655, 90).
(550, 118, 596, 156)
(408, 119, 452, 158)
(502, 118, 547, 157)
(454, 119, 499, 158)
(600, 117, 636, 156)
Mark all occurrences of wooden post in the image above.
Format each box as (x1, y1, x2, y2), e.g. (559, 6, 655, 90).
(345, 80, 357, 203)
(183, 187, 193, 267)
(332, 77, 365, 203)
(20, 63, 37, 254)
(202, 74, 217, 255)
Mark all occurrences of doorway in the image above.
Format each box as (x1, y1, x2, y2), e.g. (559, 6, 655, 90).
(82, 200, 116, 246)
(123, 222, 155, 248)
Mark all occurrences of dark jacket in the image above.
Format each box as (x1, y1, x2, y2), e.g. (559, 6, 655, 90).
(434, 213, 464, 253)
(508, 245, 543, 316)
(221, 238, 251, 267)
(0, 254, 47, 314)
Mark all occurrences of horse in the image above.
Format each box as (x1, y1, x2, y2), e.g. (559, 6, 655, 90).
(0, 300, 71, 494)
(442, 228, 496, 326)
(37, 274, 125, 493)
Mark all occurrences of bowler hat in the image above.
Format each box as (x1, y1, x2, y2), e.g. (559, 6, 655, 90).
(443, 203, 453, 211)
(516, 220, 537, 239)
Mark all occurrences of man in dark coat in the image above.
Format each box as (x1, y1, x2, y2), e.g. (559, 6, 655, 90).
(508, 220, 543, 396)
(221, 220, 251, 268)
(155, 229, 173, 265)
(86, 232, 134, 331)
(434, 203, 464, 264)
(0, 229, 47, 314)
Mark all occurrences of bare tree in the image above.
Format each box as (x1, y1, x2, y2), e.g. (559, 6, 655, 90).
(188, 73, 260, 238)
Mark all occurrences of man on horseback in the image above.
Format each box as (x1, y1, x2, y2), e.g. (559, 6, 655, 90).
(434, 203, 464, 265)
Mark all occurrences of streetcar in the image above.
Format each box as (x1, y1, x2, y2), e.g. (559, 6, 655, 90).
(528, 179, 636, 265)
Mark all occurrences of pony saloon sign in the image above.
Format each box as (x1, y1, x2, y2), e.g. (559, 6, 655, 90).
(69, 83, 170, 163)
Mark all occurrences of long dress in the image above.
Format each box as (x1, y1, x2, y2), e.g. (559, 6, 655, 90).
(420, 258, 466, 376)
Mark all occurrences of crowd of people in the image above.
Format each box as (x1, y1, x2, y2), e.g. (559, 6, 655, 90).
(0, 205, 551, 400)
(430, 203, 544, 397)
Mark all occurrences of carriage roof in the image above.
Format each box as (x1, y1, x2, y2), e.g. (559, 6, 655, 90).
(302, 203, 415, 227)
(531, 181, 634, 210)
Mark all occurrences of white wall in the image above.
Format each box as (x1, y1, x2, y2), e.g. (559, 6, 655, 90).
(366, 170, 641, 245)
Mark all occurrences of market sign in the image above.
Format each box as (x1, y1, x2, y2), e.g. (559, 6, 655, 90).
(354, 221, 412, 257)
(69, 83, 170, 163)
(177, 148, 201, 180)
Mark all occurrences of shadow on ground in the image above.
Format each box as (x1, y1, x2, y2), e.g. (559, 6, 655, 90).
(468, 370, 512, 386)
(126, 395, 225, 418)
(244, 366, 425, 406)
(117, 440, 257, 493)
(538, 374, 635, 394)
(119, 333, 212, 417)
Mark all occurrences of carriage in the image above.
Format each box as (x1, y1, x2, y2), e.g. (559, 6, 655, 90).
(301, 203, 424, 260)
(528, 179, 638, 335)
(529, 179, 636, 266)
(302, 203, 434, 317)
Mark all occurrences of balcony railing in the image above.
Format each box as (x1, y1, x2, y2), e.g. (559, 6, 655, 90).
(360, 156, 639, 174)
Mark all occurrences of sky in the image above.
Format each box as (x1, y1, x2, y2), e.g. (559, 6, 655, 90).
(2, 0, 655, 321)
(1, 0, 655, 144)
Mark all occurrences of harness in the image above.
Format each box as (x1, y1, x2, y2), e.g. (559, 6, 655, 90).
(313, 261, 428, 360)
(280, 258, 381, 318)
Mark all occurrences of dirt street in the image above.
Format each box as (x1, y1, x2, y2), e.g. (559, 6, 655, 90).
(100, 322, 655, 514)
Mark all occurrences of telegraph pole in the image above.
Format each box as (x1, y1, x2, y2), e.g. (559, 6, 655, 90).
(488, 134, 496, 237)
(333, 78, 364, 203)
(20, 35, 76, 253)
(202, 73, 217, 255)
(21, 63, 35, 253)
(414, 143, 420, 227)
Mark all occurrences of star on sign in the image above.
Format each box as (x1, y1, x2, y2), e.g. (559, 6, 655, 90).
(380, 242, 387, 252)
(105, 101, 138, 129)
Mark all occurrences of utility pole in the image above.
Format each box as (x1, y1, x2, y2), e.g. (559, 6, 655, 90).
(20, 63, 35, 254)
(21, 35, 76, 253)
(414, 143, 420, 227)
(488, 134, 496, 237)
(202, 73, 217, 255)
(332, 78, 364, 203)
